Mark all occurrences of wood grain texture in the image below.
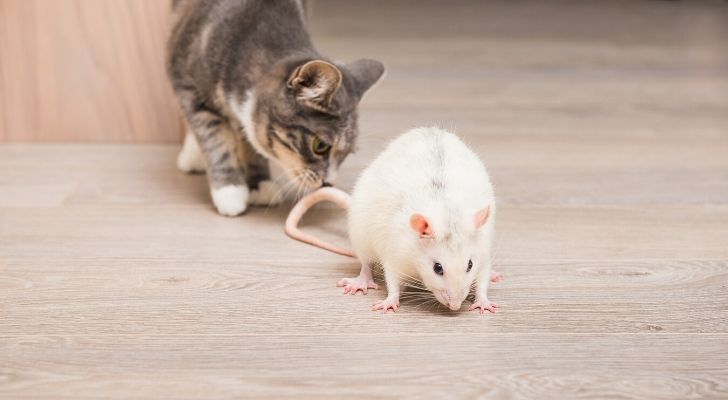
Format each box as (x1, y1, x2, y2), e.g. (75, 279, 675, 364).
(0, 0, 182, 142)
(2, 0, 728, 398)
(1, 335, 727, 399)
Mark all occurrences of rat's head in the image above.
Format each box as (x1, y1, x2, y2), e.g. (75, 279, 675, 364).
(409, 206, 492, 311)
(246, 58, 385, 191)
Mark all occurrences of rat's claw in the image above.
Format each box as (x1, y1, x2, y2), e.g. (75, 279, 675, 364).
(347, 284, 365, 295)
(469, 299, 500, 314)
(337, 276, 378, 295)
(372, 297, 399, 313)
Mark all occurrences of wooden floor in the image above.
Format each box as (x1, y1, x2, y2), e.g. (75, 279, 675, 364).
(2, 1, 728, 398)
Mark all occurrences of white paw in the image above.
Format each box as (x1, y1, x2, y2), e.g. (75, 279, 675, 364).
(211, 185, 249, 216)
(248, 180, 283, 206)
(177, 131, 206, 173)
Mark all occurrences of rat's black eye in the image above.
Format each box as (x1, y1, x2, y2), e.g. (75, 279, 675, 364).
(467, 259, 473, 272)
(433, 262, 444, 276)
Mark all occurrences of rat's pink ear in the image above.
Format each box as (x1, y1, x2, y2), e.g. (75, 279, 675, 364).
(473, 206, 490, 229)
(410, 213, 433, 238)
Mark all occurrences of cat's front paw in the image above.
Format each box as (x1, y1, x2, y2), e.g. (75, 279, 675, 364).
(211, 185, 249, 216)
(248, 181, 283, 206)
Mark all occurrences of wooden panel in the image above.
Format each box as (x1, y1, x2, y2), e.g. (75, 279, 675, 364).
(0, 0, 182, 142)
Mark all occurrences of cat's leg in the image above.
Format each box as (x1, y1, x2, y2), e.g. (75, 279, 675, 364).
(188, 112, 250, 217)
(177, 127, 206, 173)
(203, 123, 250, 216)
(172, 81, 249, 215)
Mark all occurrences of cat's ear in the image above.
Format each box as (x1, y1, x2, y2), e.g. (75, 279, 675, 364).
(287, 60, 342, 109)
(345, 59, 386, 101)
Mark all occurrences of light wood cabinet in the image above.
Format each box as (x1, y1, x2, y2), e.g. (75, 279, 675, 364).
(0, 0, 182, 142)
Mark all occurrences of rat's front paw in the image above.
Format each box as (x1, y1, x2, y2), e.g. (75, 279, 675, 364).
(469, 299, 500, 314)
(490, 271, 503, 283)
(337, 276, 378, 295)
(372, 296, 400, 313)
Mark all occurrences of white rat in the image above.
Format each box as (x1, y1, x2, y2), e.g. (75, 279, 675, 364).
(286, 127, 499, 313)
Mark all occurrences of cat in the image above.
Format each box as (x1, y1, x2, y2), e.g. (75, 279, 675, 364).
(167, 0, 385, 216)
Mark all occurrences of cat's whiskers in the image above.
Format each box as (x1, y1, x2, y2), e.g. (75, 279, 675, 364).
(262, 166, 314, 211)
(291, 173, 306, 201)
(294, 169, 317, 200)
(266, 170, 304, 209)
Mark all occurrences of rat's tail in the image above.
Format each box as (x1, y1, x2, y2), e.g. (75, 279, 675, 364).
(285, 187, 355, 258)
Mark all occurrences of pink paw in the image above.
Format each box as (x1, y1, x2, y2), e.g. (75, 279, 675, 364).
(337, 276, 378, 295)
(372, 297, 400, 313)
(490, 272, 503, 283)
(469, 300, 500, 314)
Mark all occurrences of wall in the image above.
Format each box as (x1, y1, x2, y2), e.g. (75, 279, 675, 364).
(0, 0, 182, 142)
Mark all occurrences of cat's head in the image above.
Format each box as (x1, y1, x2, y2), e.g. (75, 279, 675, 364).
(240, 58, 385, 190)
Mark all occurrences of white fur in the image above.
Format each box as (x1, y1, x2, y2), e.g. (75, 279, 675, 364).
(231, 90, 275, 160)
(177, 131, 206, 173)
(211, 185, 249, 216)
(348, 127, 495, 310)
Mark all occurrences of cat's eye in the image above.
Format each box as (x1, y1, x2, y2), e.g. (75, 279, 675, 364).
(467, 259, 473, 272)
(311, 136, 331, 155)
(433, 262, 444, 276)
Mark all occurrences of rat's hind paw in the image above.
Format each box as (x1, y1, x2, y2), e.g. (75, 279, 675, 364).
(469, 299, 500, 314)
(337, 276, 378, 295)
(372, 297, 400, 313)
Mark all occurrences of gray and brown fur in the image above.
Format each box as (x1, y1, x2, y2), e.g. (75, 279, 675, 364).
(166, 0, 385, 206)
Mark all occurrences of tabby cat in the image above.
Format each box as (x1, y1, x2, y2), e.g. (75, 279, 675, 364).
(167, 0, 385, 216)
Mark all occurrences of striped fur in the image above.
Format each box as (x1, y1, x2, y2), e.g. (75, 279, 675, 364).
(167, 0, 385, 215)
